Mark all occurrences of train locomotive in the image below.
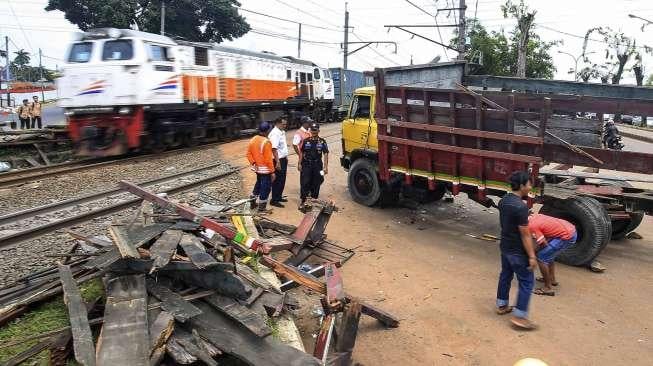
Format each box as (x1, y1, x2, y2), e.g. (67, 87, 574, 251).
(58, 28, 334, 156)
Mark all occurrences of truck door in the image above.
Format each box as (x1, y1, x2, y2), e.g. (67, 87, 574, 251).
(342, 93, 377, 153)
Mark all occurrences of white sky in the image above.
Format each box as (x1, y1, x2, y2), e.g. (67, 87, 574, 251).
(1, 0, 652, 84)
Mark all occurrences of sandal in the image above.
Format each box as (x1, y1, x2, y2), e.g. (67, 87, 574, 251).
(536, 277, 558, 286)
(533, 288, 555, 296)
(510, 316, 537, 330)
(496, 305, 513, 315)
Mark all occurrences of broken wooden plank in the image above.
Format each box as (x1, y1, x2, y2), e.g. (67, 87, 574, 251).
(83, 249, 120, 270)
(261, 256, 400, 328)
(171, 329, 218, 366)
(149, 311, 174, 365)
(191, 301, 322, 366)
(96, 275, 149, 366)
(148, 229, 183, 273)
(33, 143, 52, 165)
(179, 234, 219, 269)
(49, 330, 73, 366)
(313, 313, 336, 363)
(67, 231, 113, 247)
(166, 337, 197, 364)
(108, 225, 140, 258)
(325, 262, 345, 306)
(4, 336, 52, 366)
(334, 301, 362, 366)
(145, 278, 202, 322)
(58, 263, 96, 366)
(204, 293, 272, 337)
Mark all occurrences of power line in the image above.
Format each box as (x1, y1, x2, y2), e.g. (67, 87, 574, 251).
(7, 0, 35, 53)
(351, 32, 401, 66)
(538, 25, 651, 50)
(237, 7, 341, 32)
(272, 0, 341, 28)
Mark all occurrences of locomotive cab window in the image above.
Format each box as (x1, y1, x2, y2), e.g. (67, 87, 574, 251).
(194, 47, 209, 66)
(68, 42, 93, 63)
(313, 68, 321, 80)
(286, 69, 292, 80)
(102, 40, 133, 61)
(350, 95, 371, 119)
(150, 45, 171, 61)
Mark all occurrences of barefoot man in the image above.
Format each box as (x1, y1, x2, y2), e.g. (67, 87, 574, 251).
(528, 213, 577, 296)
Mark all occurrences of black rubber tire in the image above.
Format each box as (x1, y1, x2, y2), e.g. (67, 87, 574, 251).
(348, 158, 383, 207)
(539, 196, 611, 266)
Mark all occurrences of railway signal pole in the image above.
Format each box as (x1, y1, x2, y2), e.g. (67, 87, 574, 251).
(160, 1, 166, 35)
(298, 23, 302, 58)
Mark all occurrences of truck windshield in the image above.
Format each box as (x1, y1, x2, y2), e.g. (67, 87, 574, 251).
(102, 40, 134, 61)
(350, 95, 371, 119)
(68, 42, 93, 63)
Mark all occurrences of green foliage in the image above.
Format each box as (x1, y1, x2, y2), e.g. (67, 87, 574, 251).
(0, 279, 104, 365)
(457, 19, 557, 79)
(13, 50, 30, 67)
(647, 74, 653, 86)
(45, 0, 250, 43)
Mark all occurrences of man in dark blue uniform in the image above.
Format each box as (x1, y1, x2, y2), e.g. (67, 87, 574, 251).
(298, 123, 329, 208)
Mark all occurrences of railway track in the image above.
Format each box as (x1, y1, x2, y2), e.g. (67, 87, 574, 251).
(0, 132, 341, 249)
(0, 140, 229, 188)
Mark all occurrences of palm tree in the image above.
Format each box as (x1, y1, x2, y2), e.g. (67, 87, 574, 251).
(13, 50, 30, 67)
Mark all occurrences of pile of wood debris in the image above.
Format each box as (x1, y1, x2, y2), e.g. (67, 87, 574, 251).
(0, 181, 399, 365)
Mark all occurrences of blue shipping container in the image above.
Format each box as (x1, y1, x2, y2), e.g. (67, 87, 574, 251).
(329, 68, 372, 113)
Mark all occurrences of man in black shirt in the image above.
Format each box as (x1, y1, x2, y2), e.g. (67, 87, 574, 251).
(298, 123, 329, 208)
(496, 171, 537, 329)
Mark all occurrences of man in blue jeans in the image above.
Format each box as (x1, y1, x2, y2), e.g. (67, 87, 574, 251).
(496, 171, 538, 330)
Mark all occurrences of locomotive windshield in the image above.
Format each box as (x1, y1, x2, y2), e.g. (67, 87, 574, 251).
(102, 40, 134, 61)
(68, 42, 93, 63)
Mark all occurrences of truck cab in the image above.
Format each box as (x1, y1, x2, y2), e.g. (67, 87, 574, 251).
(340, 86, 378, 169)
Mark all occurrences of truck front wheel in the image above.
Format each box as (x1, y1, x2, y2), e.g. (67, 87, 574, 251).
(348, 158, 391, 206)
(539, 196, 611, 266)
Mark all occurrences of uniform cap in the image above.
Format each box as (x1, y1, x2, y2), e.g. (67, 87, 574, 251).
(310, 123, 320, 131)
(259, 121, 272, 132)
(301, 116, 313, 124)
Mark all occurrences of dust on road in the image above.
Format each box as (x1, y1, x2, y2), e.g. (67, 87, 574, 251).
(220, 122, 653, 366)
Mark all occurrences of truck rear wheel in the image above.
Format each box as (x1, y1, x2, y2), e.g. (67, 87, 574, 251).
(539, 196, 611, 266)
(348, 158, 387, 207)
(611, 213, 644, 240)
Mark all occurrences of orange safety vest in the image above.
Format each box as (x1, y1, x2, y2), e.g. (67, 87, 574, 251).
(247, 135, 274, 174)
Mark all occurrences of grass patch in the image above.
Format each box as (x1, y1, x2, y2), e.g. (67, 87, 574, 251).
(266, 317, 281, 340)
(0, 278, 104, 365)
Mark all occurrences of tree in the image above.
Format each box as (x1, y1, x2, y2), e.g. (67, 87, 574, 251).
(501, 0, 537, 78)
(580, 27, 639, 85)
(647, 74, 653, 86)
(13, 50, 30, 67)
(45, 0, 250, 43)
(455, 19, 557, 79)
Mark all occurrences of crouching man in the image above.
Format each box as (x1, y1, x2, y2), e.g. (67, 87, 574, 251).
(528, 213, 577, 296)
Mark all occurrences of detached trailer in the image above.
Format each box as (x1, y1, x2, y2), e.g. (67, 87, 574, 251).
(341, 62, 653, 266)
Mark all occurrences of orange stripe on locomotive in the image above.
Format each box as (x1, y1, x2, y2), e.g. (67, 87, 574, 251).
(181, 75, 298, 102)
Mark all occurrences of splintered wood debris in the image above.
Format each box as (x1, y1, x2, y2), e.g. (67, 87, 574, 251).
(0, 181, 399, 365)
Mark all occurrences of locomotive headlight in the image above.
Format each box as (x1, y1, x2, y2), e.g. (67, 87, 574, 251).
(64, 110, 75, 116)
(118, 107, 131, 115)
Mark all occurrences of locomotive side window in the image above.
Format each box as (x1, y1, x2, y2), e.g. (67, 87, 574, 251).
(102, 40, 133, 61)
(150, 45, 170, 61)
(194, 47, 209, 66)
(313, 68, 320, 80)
(286, 69, 292, 80)
(68, 42, 93, 63)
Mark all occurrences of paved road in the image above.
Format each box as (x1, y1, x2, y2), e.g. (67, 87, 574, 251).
(623, 136, 653, 154)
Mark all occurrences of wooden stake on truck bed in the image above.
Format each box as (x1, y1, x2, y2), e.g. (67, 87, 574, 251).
(455, 83, 604, 165)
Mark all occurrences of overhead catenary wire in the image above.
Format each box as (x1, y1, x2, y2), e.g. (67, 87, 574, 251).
(7, 0, 35, 53)
(237, 7, 341, 32)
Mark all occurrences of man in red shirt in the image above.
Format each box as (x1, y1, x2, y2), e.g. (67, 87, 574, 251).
(528, 213, 577, 296)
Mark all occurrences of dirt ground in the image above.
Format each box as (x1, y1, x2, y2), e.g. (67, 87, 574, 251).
(219, 122, 653, 366)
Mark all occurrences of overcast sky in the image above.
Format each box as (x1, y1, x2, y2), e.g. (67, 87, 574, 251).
(1, 0, 652, 83)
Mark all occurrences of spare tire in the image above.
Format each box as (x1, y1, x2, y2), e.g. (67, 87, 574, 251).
(539, 196, 611, 266)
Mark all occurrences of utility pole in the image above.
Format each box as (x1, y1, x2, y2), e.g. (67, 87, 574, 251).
(343, 2, 349, 69)
(5, 36, 9, 106)
(39, 48, 45, 101)
(160, 1, 166, 35)
(456, 0, 466, 60)
(297, 23, 302, 58)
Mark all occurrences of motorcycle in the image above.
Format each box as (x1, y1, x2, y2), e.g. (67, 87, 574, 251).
(603, 121, 625, 150)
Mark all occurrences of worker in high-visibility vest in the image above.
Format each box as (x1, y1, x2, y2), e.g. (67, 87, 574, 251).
(247, 121, 276, 213)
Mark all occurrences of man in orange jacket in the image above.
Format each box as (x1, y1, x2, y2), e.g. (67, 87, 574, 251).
(247, 121, 276, 212)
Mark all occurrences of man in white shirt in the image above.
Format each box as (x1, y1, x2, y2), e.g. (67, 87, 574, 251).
(268, 116, 289, 207)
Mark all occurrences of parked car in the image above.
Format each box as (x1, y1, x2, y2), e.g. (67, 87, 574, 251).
(620, 115, 634, 124)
